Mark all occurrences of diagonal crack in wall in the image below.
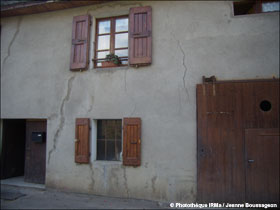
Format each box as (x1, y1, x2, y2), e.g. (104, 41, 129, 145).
(2, 17, 22, 74)
(48, 75, 75, 164)
(176, 40, 190, 101)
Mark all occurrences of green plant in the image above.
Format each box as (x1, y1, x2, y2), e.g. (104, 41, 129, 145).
(105, 53, 121, 65)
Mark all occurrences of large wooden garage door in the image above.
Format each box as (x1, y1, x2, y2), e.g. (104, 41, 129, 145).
(197, 80, 279, 203)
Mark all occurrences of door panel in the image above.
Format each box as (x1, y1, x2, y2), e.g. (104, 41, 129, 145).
(24, 120, 46, 184)
(197, 83, 245, 202)
(243, 81, 279, 128)
(197, 80, 279, 203)
(245, 128, 279, 203)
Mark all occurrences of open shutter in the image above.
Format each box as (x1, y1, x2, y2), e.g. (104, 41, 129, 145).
(75, 118, 90, 163)
(70, 15, 91, 71)
(129, 6, 152, 66)
(123, 118, 141, 166)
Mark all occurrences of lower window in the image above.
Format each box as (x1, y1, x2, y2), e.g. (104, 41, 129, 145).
(97, 119, 122, 161)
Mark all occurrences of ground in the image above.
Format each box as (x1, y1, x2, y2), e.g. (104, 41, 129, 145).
(0, 185, 165, 209)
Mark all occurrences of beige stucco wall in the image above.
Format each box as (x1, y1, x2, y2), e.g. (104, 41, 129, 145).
(1, 1, 279, 202)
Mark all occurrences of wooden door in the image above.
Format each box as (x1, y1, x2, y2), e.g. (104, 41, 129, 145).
(197, 79, 279, 203)
(24, 120, 47, 184)
(245, 128, 279, 204)
(197, 83, 245, 202)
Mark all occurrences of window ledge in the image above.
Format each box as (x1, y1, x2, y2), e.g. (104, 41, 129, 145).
(92, 66, 129, 72)
(92, 160, 122, 166)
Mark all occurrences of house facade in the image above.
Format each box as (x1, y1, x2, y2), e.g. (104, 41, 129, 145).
(1, 0, 279, 203)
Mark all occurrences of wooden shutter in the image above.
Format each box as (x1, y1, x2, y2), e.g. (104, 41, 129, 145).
(75, 118, 90, 163)
(123, 118, 141, 166)
(70, 15, 91, 71)
(129, 6, 152, 66)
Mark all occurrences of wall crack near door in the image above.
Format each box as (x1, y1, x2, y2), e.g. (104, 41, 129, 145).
(48, 75, 75, 164)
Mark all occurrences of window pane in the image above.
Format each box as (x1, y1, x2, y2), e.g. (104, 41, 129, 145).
(98, 35, 110, 50)
(97, 51, 110, 59)
(98, 20, 110, 34)
(97, 120, 105, 139)
(104, 120, 116, 139)
(262, 2, 279, 12)
(97, 140, 105, 160)
(107, 141, 115, 160)
(96, 120, 122, 161)
(115, 49, 128, 57)
(115, 120, 122, 139)
(116, 18, 128, 32)
(115, 33, 128, 48)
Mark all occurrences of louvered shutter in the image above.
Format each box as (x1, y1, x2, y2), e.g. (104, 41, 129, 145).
(129, 6, 152, 66)
(75, 118, 90, 163)
(123, 118, 141, 166)
(70, 15, 91, 71)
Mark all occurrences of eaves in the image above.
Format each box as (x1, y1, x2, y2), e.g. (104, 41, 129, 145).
(1, 0, 114, 18)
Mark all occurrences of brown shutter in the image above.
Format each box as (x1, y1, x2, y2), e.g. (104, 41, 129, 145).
(129, 6, 152, 66)
(75, 118, 90, 163)
(70, 15, 91, 71)
(123, 118, 141, 166)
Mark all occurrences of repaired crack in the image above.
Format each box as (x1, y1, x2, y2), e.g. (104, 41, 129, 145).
(89, 163, 95, 192)
(87, 95, 94, 113)
(176, 40, 190, 101)
(123, 167, 129, 197)
(2, 17, 22, 74)
(48, 75, 75, 164)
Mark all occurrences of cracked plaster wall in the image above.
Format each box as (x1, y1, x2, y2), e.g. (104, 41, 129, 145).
(1, 1, 279, 203)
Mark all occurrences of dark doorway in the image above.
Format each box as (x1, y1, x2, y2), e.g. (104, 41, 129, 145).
(1, 119, 47, 184)
(1, 119, 26, 179)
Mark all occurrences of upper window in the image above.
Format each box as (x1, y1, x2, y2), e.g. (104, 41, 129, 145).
(70, 6, 152, 71)
(94, 16, 129, 68)
(234, 0, 279, 16)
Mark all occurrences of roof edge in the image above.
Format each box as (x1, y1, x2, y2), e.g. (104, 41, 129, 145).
(1, 1, 113, 18)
